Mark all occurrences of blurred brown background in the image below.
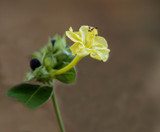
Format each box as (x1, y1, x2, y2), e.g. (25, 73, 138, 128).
(0, 0, 160, 132)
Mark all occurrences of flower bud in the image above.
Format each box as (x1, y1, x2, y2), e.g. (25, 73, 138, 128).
(44, 56, 57, 69)
(30, 59, 41, 70)
(32, 51, 42, 61)
(51, 39, 56, 47)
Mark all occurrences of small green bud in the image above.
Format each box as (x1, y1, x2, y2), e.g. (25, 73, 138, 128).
(32, 51, 42, 61)
(33, 67, 51, 83)
(44, 56, 57, 69)
(24, 72, 34, 82)
(40, 46, 49, 55)
(52, 35, 66, 52)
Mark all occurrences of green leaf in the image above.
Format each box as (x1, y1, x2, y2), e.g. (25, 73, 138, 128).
(6, 83, 53, 109)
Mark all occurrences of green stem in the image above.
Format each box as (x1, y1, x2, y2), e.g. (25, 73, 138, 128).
(52, 91, 65, 132)
(51, 55, 84, 131)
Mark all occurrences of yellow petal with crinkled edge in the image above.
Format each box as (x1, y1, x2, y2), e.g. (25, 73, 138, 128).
(66, 27, 82, 42)
(89, 49, 102, 61)
(90, 47, 110, 62)
(70, 42, 90, 56)
(91, 40, 110, 60)
(70, 42, 84, 55)
(76, 48, 90, 56)
(103, 53, 110, 62)
(94, 36, 108, 47)
(79, 25, 89, 42)
(99, 48, 110, 62)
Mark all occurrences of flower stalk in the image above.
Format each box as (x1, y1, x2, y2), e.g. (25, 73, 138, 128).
(54, 55, 83, 75)
(52, 90, 65, 132)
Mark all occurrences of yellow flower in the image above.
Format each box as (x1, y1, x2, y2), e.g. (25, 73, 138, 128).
(66, 25, 110, 62)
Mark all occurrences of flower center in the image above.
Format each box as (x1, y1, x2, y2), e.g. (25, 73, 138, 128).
(85, 27, 98, 48)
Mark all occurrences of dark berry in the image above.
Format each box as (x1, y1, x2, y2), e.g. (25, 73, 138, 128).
(30, 59, 41, 70)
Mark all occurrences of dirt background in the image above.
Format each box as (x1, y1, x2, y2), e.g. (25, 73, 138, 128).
(0, 0, 160, 132)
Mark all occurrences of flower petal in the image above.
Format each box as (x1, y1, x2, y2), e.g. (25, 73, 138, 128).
(102, 53, 110, 62)
(79, 25, 89, 42)
(89, 49, 102, 61)
(94, 36, 108, 47)
(98, 49, 110, 62)
(66, 27, 82, 42)
(70, 42, 84, 55)
(89, 48, 110, 62)
(69, 27, 73, 32)
(70, 26, 81, 37)
(77, 48, 90, 56)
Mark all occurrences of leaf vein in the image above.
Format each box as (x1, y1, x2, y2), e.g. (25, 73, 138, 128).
(25, 86, 42, 105)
